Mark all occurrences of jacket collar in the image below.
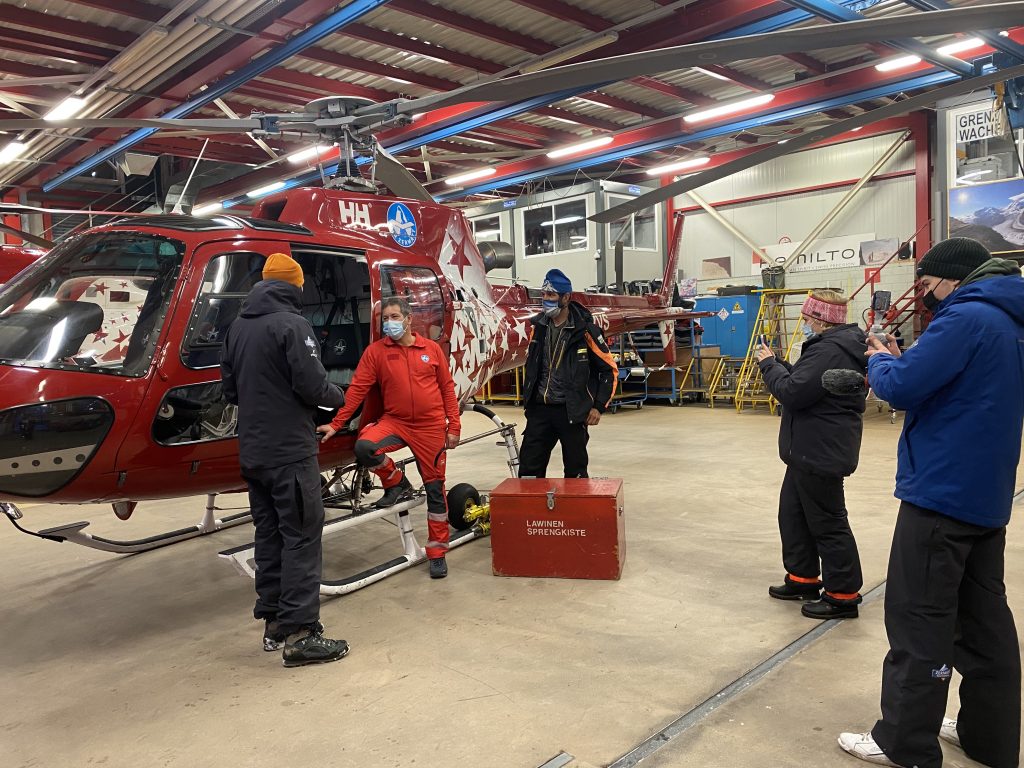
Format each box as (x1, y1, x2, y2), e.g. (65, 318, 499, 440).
(383, 332, 426, 348)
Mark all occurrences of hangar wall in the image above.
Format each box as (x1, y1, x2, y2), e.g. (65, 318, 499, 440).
(672, 132, 920, 333)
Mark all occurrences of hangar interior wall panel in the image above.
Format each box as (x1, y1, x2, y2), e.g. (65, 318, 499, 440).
(675, 133, 918, 335)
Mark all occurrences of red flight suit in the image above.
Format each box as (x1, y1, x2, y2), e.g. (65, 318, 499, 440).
(329, 333, 461, 559)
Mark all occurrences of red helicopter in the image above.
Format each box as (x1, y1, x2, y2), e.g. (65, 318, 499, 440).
(0, 112, 694, 587)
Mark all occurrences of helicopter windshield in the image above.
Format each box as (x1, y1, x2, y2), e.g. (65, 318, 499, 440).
(0, 231, 185, 376)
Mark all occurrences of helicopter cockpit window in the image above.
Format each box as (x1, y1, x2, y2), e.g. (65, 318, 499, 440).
(0, 232, 185, 377)
(381, 267, 444, 341)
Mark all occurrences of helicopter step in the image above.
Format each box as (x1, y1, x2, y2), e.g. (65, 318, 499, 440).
(2, 495, 253, 554)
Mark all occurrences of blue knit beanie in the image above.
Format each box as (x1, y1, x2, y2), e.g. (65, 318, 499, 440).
(542, 268, 572, 295)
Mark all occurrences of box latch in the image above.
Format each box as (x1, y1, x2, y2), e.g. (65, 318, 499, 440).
(546, 489, 556, 510)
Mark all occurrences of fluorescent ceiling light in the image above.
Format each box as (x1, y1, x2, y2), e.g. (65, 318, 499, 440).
(851, 127, 863, 132)
(445, 167, 497, 186)
(693, 67, 732, 82)
(192, 202, 224, 216)
(386, 76, 412, 85)
(546, 116, 581, 125)
(246, 181, 286, 198)
(779, 139, 790, 144)
(875, 55, 922, 72)
(519, 32, 619, 75)
(683, 93, 775, 124)
(288, 145, 331, 164)
(546, 135, 614, 159)
(474, 228, 501, 237)
(937, 37, 985, 56)
(645, 156, 710, 176)
(0, 141, 27, 163)
(540, 215, 583, 226)
(574, 97, 611, 109)
(44, 96, 86, 121)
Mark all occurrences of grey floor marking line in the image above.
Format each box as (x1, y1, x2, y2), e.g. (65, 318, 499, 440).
(537, 752, 574, 768)
(606, 581, 888, 768)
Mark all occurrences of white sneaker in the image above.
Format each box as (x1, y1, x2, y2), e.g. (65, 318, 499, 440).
(939, 717, 961, 748)
(838, 732, 905, 767)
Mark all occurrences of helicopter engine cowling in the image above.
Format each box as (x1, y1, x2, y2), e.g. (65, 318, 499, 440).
(477, 241, 514, 273)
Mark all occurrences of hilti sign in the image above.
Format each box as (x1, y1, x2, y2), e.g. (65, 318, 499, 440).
(338, 201, 372, 228)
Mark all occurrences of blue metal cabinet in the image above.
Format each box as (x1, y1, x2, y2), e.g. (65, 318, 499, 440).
(694, 294, 761, 358)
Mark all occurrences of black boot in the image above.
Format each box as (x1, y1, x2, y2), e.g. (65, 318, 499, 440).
(374, 476, 414, 508)
(264, 619, 322, 652)
(429, 556, 448, 579)
(768, 577, 822, 601)
(801, 597, 860, 620)
(282, 626, 350, 667)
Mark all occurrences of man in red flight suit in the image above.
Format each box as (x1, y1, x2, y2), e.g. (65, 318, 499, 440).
(317, 297, 461, 579)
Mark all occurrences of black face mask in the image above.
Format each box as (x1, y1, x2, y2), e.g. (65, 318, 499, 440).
(921, 278, 946, 312)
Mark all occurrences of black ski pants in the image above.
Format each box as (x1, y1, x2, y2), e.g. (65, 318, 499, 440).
(872, 502, 1020, 768)
(778, 466, 863, 600)
(518, 402, 589, 478)
(241, 455, 325, 636)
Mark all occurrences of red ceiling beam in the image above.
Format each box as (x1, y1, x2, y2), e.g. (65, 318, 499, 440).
(784, 52, 829, 75)
(3, 6, 129, 49)
(58, 0, 164, 23)
(0, 59, 68, 79)
(633, 77, 715, 108)
(386, 0, 549, 55)
(508, 0, 609, 31)
(0, 30, 112, 64)
(700, 64, 774, 92)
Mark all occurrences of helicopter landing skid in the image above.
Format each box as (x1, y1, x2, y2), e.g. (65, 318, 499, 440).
(1, 495, 252, 554)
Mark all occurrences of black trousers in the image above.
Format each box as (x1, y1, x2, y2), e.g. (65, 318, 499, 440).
(518, 402, 589, 478)
(872, 502, 1020, 768)
(241, 455, 325, 636)
(778, 467, 863, 600)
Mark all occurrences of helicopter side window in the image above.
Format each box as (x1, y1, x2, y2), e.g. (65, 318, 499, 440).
(381, 266, 444, 341)
(0, 232, 185, 377)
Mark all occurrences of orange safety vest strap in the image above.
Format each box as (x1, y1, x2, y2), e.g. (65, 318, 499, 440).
(584, 331, 618, 406)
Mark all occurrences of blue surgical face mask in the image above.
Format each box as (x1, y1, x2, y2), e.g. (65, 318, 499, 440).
(542, 299, 561, 318)
(802, 322, 815, 340)
(383, 319, 406, 340)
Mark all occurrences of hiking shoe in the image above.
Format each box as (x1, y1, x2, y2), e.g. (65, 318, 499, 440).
(802, 599, 859, 620)
(374, 477, 414, 509)
(281, 627, 350, 667)
(264, 619, 322, 652)
(837, 732, 905, 767)
(429, 557, 448, 579)
(768, 579, 821, 601)
(939, 718, 961, 748)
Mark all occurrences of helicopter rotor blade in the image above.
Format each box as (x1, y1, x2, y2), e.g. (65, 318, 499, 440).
(372, 144, 434, 202)
(0, 117, 266, 132)
(388, 3, 1024, 115)
(591, 62, 1024, 224)
(0, 222, 55, 249)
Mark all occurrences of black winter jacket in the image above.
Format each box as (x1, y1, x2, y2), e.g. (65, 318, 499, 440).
(221, 280, 344, 470)
(758, 323, 867, 477)
(522, 302, 617, 424)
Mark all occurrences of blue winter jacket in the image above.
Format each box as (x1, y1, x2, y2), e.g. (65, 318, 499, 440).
(867, 263, 1024, 528)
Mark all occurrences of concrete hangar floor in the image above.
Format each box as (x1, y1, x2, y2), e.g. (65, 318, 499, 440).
(2, 405, 1021, 768)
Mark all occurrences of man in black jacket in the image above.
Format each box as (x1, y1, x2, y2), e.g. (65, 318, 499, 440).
(519, 269, 617, 478)
(756, 289, 867, 620)
(221, 252, 349, 667)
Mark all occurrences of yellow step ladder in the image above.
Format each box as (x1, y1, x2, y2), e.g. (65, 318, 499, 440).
(735, 288, 811, 413)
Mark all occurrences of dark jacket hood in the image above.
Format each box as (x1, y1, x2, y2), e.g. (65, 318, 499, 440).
(808, 323, 868, 371)
(241, 279, 303, 318)
(943, 260, 1024, 327)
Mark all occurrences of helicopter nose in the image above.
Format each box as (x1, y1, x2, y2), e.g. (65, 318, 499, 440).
(0, 398, 114, 498)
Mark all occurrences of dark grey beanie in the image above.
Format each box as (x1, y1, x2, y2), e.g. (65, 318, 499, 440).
(916, 237, 990, 281)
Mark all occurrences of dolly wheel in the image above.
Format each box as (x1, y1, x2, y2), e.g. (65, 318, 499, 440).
(447, 483, 481, 531)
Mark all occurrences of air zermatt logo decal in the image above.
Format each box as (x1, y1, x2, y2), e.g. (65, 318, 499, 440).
(387, 202, 417, 247)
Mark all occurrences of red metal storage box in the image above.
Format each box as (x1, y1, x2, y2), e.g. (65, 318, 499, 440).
(490, 478, 625, 580)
